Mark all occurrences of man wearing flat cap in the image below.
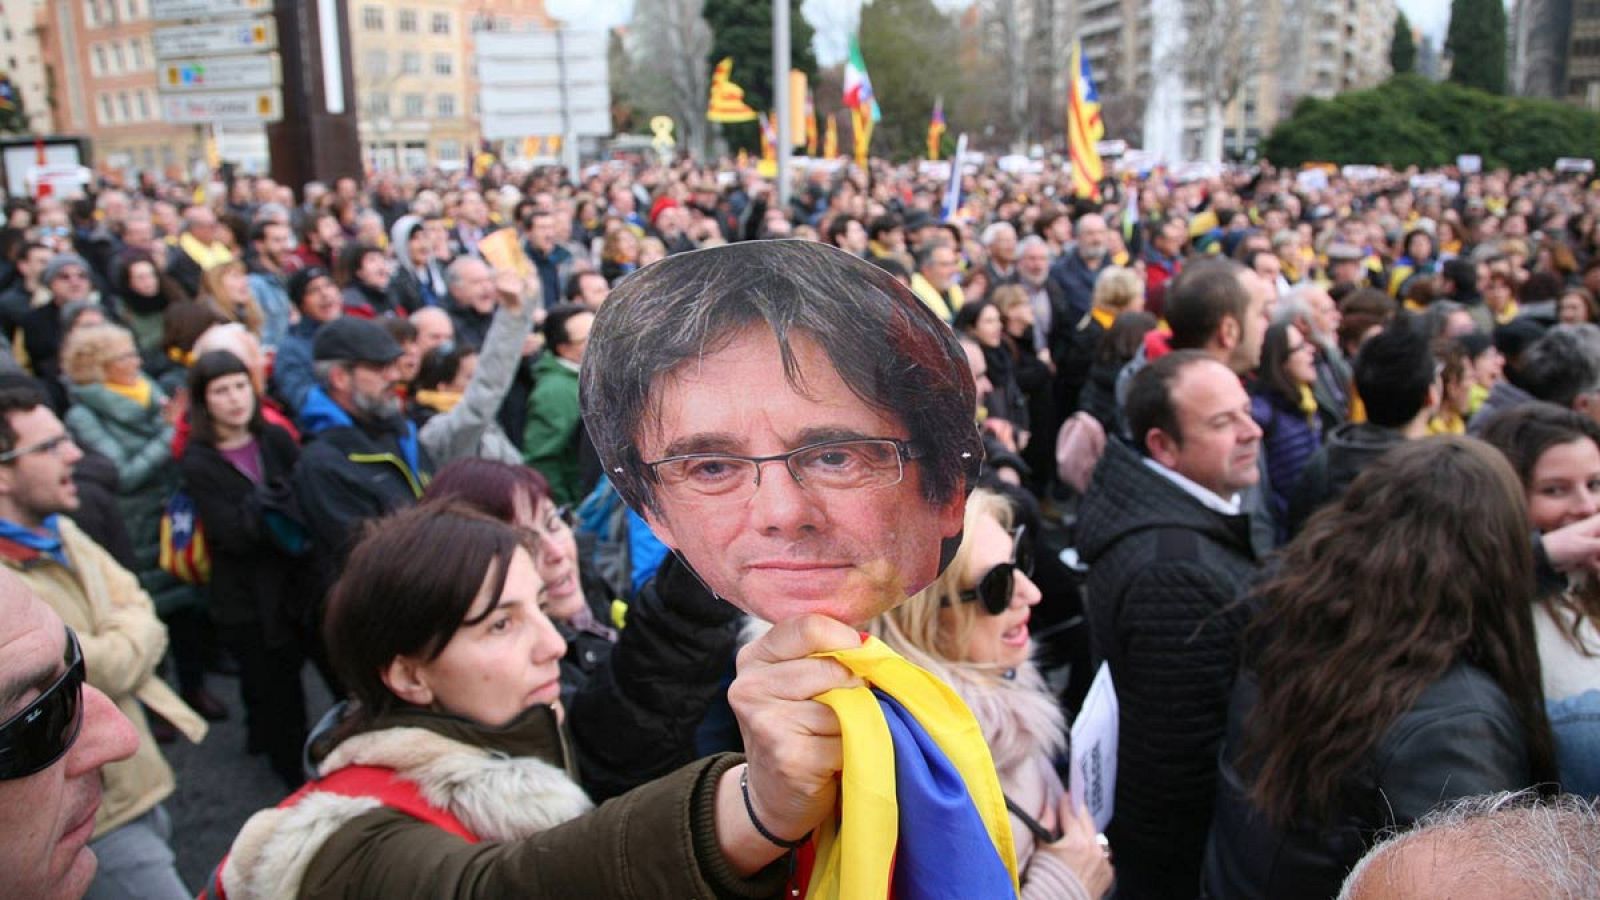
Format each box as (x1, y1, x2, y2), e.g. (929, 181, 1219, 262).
(292, 317, 432, 572)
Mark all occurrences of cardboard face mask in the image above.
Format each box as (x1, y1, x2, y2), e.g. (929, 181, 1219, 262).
(580, 241, 982, 627)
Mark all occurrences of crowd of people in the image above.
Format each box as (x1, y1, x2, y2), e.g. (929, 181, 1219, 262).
(0, 152, 1598, 900)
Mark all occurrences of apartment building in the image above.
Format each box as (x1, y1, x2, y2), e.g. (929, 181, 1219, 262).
(350, 0, 556, 172)
(1, 0, 52, 132)
(39, 0, 203, 176)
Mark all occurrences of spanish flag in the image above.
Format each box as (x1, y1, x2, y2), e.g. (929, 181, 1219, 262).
(1067, 41, 1104, 200)
(794, 636, 1019, 899)
(926, 96, 946, 162)
(708, 57, 759, 124)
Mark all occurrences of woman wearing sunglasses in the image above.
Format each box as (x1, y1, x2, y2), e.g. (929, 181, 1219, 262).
(870, 488, 1113, 899)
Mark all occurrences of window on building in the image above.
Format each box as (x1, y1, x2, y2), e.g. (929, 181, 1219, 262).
(3, 27, 11, 41)
(131, 39, 143, 68)
(364, 50, 386, 78)
(430, 12, 450, 35)
(117, 91, 129, 120)
(111, 41, 124, 72)
(401, 51, 420, 74)
(136, 90, 148, 119)
(367, 92, 389, 116)
(437, 139, 461, 161)
(91, 44, 105, 75)
(98, 94, 112, 124)
(436, 93, 455, 116)
(361, 5, 383, 30)
(397, 9, 417, 32)
(83, 0, 97, 27)
(433, 53, 452, 76)
(403, 93, 423, 116)
(125, 0, 139, 18)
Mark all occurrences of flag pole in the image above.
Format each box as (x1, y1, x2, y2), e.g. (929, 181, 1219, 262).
(774, 0, 792, 209)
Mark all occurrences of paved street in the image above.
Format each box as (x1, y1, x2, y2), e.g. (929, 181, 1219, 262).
(161, 667, 334, 890)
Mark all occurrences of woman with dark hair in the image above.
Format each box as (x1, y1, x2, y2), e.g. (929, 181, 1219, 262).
(1386, 228, 1437, 298)
(180, 350, 313, 788)
(956, 300, 1028, 436)
(422, 459, 617, 702)
(1478, 403, 1600, 796)
(111, 251, 188, 353)
(1558, 286, 1599, 325)
(1078, 310, 1157, 432)
(336, 242, 397, 319)
(1249, 322, 1322, 537)
(213, 503, 841, 898)
(1204, 437, 1559, 898)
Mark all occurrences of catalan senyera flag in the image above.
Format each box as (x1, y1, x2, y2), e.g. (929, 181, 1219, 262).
(850, 107, 873, 169)
(823, 112, 839, 159)
(707, 57, 759, 124)
(805, 88, 819, 156)
(926, 96, 946, 161)
(1067, 40, 1105, 200)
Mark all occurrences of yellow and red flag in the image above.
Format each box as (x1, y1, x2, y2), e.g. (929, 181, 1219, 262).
(1067, 41, 1104, 199)
(823, 112, 839, 159)
(927, 96, 946, 161)
(707, 57, 759, 124)
(805, 88, 819, 156)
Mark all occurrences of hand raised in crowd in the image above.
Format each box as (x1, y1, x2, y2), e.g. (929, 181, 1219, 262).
(1037, 794, 1114, 898)
(1541, 511, 1600, 576)
(717, 614, 862, 875)
(492, 268, 540, 314)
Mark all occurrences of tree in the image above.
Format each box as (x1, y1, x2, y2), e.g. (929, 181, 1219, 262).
(858, 0, 964, 159)
(1445, 0, 1506, 94)
(1390, 10, 1416, 75)
(1261, 74, 1600, 171)
(704, 0, 815, 152)
(1177, 0, 1264, 163)
(623, 0, 714, 158)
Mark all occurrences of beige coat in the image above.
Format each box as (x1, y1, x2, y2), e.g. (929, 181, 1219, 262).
(2, 517, 205, 836)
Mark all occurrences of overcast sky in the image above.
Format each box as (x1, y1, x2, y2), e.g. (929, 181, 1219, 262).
(1397, 0, 1451, 41)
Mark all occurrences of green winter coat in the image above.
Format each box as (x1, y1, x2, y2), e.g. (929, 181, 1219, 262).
(523, 352, 583, 505)
(64, 379, 194, 614)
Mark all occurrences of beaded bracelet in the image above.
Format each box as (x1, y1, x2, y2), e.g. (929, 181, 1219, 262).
(739, 765, 813, 850)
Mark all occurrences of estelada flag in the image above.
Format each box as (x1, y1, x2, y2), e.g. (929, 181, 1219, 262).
(926, 96, 946, 162)
(708, 57, 759, 124)
(1067, 41, 1105, 200)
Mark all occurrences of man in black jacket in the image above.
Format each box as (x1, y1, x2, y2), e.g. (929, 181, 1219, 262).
(293, 318, 432, 567)
(1076, 350, 1263, 900)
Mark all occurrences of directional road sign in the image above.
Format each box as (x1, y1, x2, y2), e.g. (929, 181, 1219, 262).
(160, 89, 282, 124)
(154, 19, 276, 59)
(161, 54, 278, 92)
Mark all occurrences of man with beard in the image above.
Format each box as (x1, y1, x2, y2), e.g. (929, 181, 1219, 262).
(1047, 213, 1111, 325)
(293, 318, 432, 567)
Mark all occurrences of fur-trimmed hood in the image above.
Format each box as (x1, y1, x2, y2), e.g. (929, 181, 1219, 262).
(220, 725, 593, 900)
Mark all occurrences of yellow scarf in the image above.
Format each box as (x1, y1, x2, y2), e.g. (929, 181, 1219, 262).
(104, 377, 153, 408)
(1297, 383, 1318, 422)
(414, 389, 463, 413)
(178, 232, 235, 271)
(806, 636, 1019, 898)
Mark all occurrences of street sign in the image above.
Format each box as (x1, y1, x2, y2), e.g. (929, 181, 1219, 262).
(161, 54, 278, 92)
(154, 19, 275, 59)
(161, 89, 282, 124)
(151, 0, 270, 22)
(475, 31, 611, 142)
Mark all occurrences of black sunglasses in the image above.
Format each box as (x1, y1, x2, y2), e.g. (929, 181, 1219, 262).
(0, 628, 85, 781)
(944, 526, 1034, 616)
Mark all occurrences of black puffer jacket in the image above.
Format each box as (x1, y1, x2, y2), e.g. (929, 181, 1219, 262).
(566, 553, 744, 802)
(1203, 662, 1534, 900)
(1075, 438, 1261, 900)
